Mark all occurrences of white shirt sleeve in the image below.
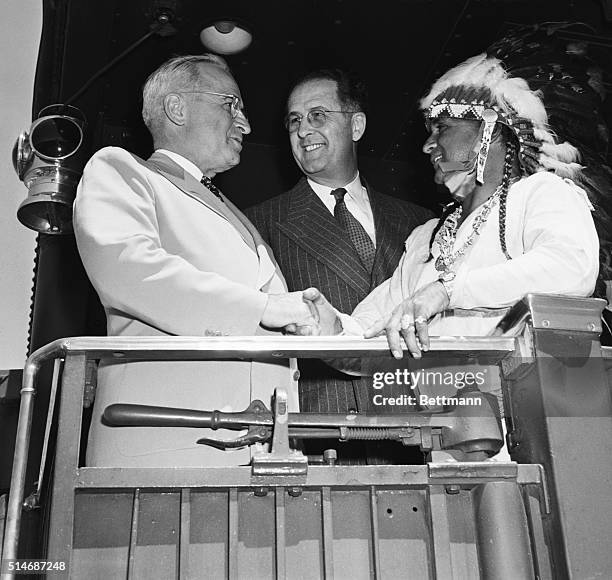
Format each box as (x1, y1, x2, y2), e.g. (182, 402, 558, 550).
(450, 173, 599, 308)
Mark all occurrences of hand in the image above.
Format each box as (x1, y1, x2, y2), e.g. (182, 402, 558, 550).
(300, 288, 342, 335)
(261, 291, 318, 330)
(363, 281, 450, 359)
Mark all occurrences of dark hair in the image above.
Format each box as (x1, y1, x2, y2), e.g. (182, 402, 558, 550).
(288, 68, 369, 114)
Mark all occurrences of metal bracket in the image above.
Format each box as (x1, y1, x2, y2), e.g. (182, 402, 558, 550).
(251, 389, 308, 477)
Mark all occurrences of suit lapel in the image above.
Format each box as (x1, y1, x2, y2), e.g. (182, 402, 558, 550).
(369, 186, 407, 288)
(224, 195, 289, 289)
(279, 179, 371, 295)
(146, 152, 264, 254)
(145, 152, 286, 289)
(146, 152, 231, 223)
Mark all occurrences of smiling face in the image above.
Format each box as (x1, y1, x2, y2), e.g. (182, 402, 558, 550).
(422, 116, 482, 185)
(181, 63, 251, 177)
(287, 78, 365, 187)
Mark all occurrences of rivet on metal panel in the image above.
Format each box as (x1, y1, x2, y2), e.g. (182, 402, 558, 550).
(253, 487, 269, 497)
(287, 487, 303, 497)
(113, 351, 126, 358)
(587, 322, 597, 331)
(445, 484, 461, 495)
(541, 320, 550, 327)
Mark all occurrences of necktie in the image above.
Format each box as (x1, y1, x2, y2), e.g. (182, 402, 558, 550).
(200, 175, 225, 202)
(331, 187, 375, 272)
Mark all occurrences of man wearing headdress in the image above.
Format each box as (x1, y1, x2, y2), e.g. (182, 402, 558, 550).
(308, 27, 602, 358)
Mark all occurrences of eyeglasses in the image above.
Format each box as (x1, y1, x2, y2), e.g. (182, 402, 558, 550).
(179, 91, 246, 119)
(284, 108, 360, 133)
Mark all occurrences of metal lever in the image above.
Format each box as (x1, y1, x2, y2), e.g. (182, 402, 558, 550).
(102, 388, 503, 458)
(103, 399, 271, 429)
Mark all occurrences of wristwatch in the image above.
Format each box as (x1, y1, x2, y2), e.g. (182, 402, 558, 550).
(438, 270, 456, 300)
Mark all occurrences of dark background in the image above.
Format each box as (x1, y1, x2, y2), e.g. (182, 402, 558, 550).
(33, 0, 612, 215)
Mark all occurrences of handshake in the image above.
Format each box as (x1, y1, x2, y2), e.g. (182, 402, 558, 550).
(261, 287, 341, 336)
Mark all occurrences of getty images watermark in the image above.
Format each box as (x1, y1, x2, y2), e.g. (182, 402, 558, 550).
(371, 368, 488, 407)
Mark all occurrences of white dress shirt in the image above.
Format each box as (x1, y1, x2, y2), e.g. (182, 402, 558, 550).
(308, 173, 376, 246)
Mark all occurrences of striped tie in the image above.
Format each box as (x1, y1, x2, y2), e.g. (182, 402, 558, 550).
(331, 188, 375, 273)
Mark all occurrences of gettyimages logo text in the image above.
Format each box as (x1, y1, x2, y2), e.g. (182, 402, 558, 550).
(372, 369, 487, 390)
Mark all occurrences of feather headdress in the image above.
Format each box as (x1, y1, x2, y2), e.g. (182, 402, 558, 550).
(421, 23, 612, 300)
(420, 52, 583, 179)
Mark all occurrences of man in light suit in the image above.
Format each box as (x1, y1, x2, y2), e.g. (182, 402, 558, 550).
(74, 54, 316, 467)
(246, 70, 433, 423)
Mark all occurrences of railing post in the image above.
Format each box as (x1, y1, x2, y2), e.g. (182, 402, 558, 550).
(46, 353, 87, 567)
(502, 294, 612, 579)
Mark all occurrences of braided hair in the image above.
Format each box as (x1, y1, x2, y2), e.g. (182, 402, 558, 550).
(498, 137, 518, 260)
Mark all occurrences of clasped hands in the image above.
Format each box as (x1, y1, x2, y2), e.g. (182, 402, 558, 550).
(263, 280, 450, 358)
(261, 288, 340, 336)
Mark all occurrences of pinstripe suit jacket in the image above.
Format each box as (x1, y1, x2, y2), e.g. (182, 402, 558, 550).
(245, 177, 434, 413)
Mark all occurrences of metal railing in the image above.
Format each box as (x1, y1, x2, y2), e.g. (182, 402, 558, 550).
(2, 333, 516, 569)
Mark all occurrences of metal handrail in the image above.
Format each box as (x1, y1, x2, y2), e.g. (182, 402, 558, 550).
(1, 334, 516, 564)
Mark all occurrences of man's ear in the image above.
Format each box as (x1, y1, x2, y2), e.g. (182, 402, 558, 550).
(164, 93, 186, 126)
(351, 112, 366, 142)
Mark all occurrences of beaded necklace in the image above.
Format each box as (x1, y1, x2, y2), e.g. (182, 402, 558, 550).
(434, 184, 503, 273)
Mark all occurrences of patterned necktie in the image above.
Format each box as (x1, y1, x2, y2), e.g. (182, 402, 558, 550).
(200, 175, 224, 203)
(331, 187, 375, 273)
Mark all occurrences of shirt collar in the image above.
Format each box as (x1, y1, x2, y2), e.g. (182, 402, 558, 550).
(307, 173, 366, 202)
(156, 149, 203, 182)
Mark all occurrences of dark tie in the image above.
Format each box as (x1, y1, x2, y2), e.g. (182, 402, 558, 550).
(331, 187, 375, 272)
(200, 175, 224, 202)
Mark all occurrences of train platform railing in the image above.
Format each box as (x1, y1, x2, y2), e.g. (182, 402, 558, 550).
(1, 294, 611, 579)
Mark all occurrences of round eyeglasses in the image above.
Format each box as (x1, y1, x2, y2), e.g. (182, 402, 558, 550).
(284, 108, 360, 133)
(179, 91, 246, 120)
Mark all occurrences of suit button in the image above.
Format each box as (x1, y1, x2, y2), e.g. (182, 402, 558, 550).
(293, 371, 300, 381)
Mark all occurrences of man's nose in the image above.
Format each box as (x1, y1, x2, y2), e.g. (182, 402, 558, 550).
(296, 117, 313, 138)
(422, 134, 436, 154)
(235, 112, 251, 134)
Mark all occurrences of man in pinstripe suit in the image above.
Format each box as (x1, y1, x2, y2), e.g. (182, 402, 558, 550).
(245, 69, 432, 462)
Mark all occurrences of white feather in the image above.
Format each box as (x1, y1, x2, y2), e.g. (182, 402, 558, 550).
(540, 141, 581, 163)
(539, 155, 583, 178)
